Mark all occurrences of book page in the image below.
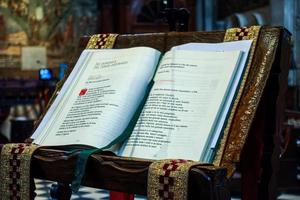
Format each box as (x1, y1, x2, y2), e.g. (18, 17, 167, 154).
(32, 47, 161, 147)
(171, 40, 252, 161)
(121, 50, 242, 161)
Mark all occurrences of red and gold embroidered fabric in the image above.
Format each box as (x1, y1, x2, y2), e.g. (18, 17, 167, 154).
(86, 34, 118, 49)
(147, 159, 200, 200)
(213, 26, 261, 175)
(0, 143, 38, 200)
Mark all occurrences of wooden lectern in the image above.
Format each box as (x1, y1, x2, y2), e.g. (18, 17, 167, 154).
(17, 26, 292, 199)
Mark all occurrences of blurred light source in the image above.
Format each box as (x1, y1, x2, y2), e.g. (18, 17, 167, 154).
(39, 68, 53, 80)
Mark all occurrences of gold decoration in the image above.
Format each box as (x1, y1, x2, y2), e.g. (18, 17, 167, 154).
(86, 34, 118, 49)
(213, 26, 261, 172)
(148, 159, 200, 200)
(214, 26, 283, 177)
(0, 143, 39, 200)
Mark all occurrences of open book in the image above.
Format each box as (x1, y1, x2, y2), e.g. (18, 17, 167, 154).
(31, 40, 252, 163)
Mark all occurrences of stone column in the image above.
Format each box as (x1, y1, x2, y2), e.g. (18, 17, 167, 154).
(270, 0, 284, 26)
(282, 0, 299, 68)
(283, 0, 300, 70)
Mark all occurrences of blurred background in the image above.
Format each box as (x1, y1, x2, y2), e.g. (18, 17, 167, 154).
(0, 0, 299, 199)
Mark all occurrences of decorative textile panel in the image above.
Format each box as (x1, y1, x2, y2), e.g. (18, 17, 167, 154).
(0, 143, 38, 200)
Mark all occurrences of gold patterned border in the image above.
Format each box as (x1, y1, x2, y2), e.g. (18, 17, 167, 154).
(86, 34, 118, 49)
(0, 143, 38, 200)
(224, 30, 280, 176)
(147, 159, 200, 200)
(213, 26, 261, 167)
(214, 27, 282, 177)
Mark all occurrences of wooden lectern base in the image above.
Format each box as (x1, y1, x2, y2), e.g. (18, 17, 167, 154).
(31, 148, 230, 200)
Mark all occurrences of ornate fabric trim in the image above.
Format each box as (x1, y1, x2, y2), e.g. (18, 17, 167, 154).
(147, 159, 200, 200)
(222, 28, 280, 177)
(86, 34, 118, 49)
(223, 26, 260, 41)
(0, 143, 39, 200)
(213, 27, 261, 172)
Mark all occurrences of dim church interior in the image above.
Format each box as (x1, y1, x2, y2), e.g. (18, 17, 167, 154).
(0, 0, 300, 199)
